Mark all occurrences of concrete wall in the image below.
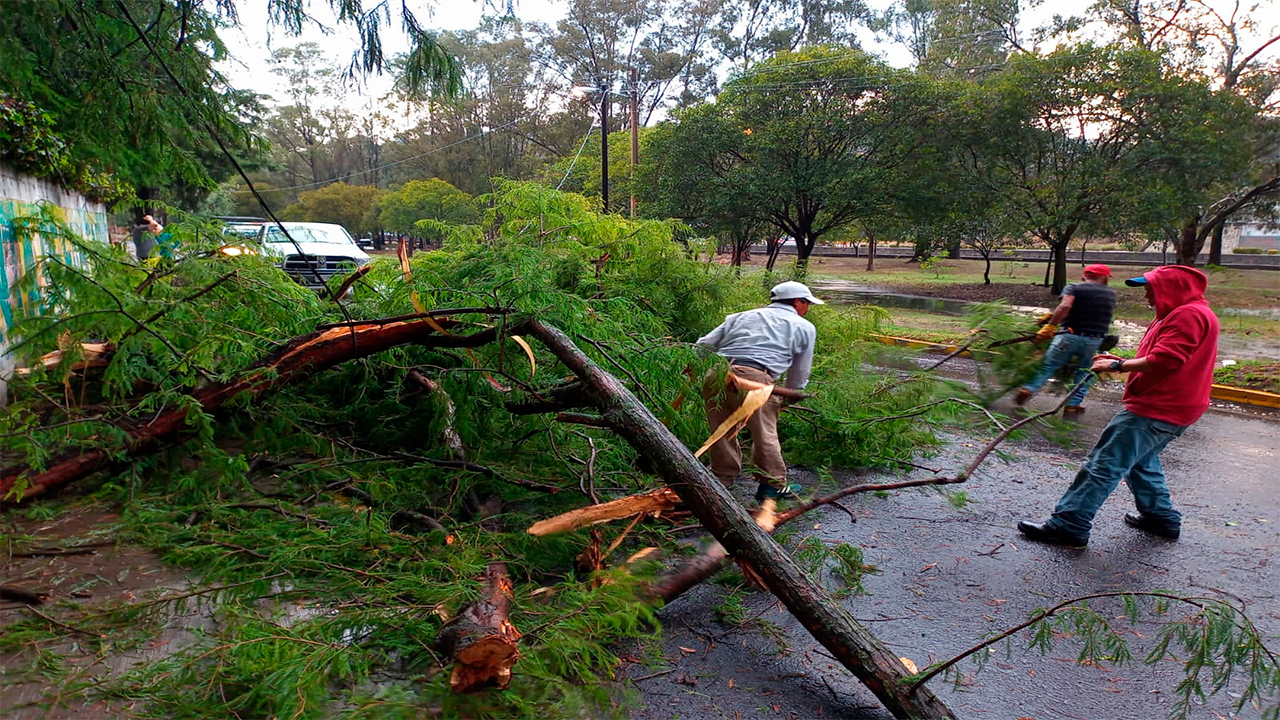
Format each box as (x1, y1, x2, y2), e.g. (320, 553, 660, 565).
(1, 163, 107, 402)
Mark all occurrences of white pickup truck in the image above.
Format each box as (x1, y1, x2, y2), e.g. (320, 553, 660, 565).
(253, 222, 371, 294)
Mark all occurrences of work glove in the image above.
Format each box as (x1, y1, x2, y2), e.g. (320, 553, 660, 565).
(1035, 324, 1059, 342)
(1035, 313, 1053, 326)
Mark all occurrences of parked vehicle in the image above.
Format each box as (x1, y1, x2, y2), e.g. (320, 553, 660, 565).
(252, 222, 371, 294)
(214, 216, 268, 239)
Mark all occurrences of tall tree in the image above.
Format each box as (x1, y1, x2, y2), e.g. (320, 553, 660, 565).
(656, 47, 947, 272)
(711, 0, 872, 71)
(951, 43, 1254, 293)
(381, 18, 591, 196)
(532, 0, 720, 127)
(874, 0, 1020, 75)
(0, 0, 462, 210)
(280, 182, 385, 236)
(1087, 0, 1280, 264)
(376, 178, 480, 234)
(638, 106, 769, 267)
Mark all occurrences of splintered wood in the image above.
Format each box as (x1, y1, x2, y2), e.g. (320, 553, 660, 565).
(434, 562, 522, 693)
(526, 487, 680, 536)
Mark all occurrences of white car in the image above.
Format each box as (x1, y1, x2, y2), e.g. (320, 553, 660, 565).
(254, 222, 371, 293)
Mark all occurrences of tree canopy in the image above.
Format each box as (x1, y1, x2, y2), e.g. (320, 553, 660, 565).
(0, 0, 462, 207)
(377, 178, 481, 234)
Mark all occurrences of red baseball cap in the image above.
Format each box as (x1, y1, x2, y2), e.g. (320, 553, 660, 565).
(1082, 264, 1112, 278)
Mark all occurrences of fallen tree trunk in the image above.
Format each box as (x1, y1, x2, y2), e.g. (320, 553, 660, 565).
(655, 394, 1080, 605)
(434, 561, 521, 692)
(525, 320, 955, 720)
(1, 318, 514, 504)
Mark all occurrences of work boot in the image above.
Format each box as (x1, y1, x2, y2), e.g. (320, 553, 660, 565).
(755, 482, 802, 502)
(1014, 388, 1033, 406)
(1124, 512, 1180, 540)
(1062, 406, 1085, 418)
(1017, 520, 1087, 548)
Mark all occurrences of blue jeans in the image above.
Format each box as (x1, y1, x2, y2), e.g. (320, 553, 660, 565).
(1022, 333, 1103, 407)
(1047, 409, 1187, 539)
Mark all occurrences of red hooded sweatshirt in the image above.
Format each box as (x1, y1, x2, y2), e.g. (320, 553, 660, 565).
(1123, 265, 1219, 426)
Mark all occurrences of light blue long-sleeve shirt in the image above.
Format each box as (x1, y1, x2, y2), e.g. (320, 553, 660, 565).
(696, 303, 816, 390)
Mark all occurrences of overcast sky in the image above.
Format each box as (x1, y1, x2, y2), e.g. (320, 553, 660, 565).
(217, 0, 1279, 114)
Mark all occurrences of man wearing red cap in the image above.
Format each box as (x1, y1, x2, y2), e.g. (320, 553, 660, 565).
(1015, 264, 1116, 415)
(1018, 265, 1219, 547)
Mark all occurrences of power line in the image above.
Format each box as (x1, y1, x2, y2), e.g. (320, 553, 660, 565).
(556, 121, 597, 190)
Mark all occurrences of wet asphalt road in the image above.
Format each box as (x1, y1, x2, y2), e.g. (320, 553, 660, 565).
(628, 368, 1279, 720)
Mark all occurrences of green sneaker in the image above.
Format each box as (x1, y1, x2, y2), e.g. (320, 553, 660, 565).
(755, 482, 802, 501)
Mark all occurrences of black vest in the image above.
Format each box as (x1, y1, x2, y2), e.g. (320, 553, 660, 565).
(1062, 282, 1115, 336)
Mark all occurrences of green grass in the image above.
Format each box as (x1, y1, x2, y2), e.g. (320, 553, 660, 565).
(1214, 360, 1280, 394)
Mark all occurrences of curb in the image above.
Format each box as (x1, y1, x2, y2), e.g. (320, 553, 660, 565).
(867, 333, 1280, 410)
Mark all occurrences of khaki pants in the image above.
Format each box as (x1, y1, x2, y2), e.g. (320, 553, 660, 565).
(702, 365, 787, 487)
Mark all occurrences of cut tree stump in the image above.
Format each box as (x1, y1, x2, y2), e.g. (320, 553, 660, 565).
(525, 320, 955, 720)
(434, 562, 521, 692)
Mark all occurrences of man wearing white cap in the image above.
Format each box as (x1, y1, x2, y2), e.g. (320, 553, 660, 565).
(696, 281, 823, 502)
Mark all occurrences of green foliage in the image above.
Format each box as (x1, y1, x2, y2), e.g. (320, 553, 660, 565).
(644, 46, 952, 268)
(1008, 593, 1280, 720)
(0, 1, 461, 208)
(0, 182, 967, 718)
(0, 93, 131, 202)
(281, 182, 385, 237)
(918, 254, 948, 278)
(790, 536, 879, 597)
(377, 178, 481, 235)
(945, 42, 1257, 290)
(962, 301, 1041, 402)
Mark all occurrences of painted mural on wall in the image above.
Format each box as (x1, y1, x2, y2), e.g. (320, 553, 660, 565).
(1, 164, 105, 344)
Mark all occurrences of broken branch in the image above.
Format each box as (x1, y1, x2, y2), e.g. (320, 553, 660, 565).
(434, 562, 521, 692)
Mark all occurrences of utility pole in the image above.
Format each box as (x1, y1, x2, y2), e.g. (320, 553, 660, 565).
(600, 88, 610, 213)
(629, 67, 639, 218)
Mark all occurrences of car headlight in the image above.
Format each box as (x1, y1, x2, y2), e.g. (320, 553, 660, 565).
(219, 245, 258, 257)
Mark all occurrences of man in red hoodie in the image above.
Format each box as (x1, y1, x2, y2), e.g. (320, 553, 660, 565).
(1018, 265, 1219, 547)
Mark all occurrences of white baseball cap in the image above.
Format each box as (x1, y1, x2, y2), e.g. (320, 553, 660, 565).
(769, 281, 824, 305)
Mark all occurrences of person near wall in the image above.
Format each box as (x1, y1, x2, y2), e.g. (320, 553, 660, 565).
(1015, 264, 1116, 415)
(1017, 265, 1219, 547)
(696, 281, 821, 503)
(131, 214, 177, 260)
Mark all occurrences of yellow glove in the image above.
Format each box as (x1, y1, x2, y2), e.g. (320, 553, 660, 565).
(1035, 313, 1053, 325)
(1035, 324, 1059, 342)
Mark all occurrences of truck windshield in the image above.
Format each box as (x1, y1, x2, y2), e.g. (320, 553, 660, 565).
(264, 226, 353, 245)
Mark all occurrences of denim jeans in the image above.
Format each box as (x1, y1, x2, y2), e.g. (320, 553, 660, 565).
(1047, 409, 1187, 539)
(1022, 333, 1104, 407)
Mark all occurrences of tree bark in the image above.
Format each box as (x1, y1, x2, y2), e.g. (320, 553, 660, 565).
(1207, 224, 1225, 267)
(524, 320, 955, 720)
(434, 561, 521, 692)
(1052, 239, 1068, 294)
(866, 227, 877, 272)
(0, 318, 510, 504)
(1176, 217, 1200, 266)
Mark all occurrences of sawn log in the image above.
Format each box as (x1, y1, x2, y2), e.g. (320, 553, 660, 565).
(434, 561, 521, 692)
